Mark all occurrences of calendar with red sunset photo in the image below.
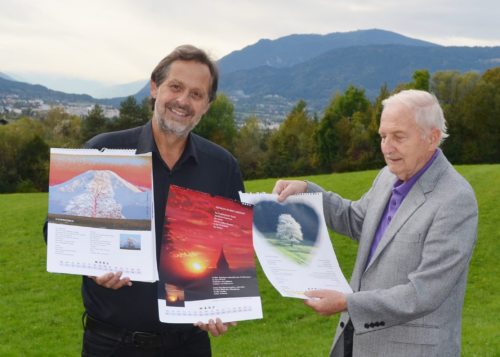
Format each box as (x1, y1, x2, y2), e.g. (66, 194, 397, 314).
(157, 185, 263, 323)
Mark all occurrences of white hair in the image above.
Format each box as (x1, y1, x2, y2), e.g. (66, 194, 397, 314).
(382, 89, 449, 144)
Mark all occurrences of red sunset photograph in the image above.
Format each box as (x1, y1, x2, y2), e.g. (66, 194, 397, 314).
(159, 186, 259, 304)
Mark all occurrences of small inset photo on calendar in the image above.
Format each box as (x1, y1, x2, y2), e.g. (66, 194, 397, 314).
(119, 234, 142, 250)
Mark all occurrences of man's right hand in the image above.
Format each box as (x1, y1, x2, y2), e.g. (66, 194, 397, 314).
(89, 272, 132, 290)
(272, 179, 308, 202)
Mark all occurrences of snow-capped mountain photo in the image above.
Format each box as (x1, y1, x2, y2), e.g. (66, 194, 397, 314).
(49, 170, 151, 220)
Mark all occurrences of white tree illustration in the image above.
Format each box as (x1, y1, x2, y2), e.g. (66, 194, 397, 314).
(65, 171, 123, 218)
(276, 214, 303, 246)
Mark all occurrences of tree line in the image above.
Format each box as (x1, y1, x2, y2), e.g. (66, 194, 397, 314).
(0, 68, 498, 193)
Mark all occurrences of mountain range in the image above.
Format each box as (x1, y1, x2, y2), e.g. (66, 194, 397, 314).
(2, 29, 499, 121)
(219, 44, 500, 118)
(217, 28, 438, 74)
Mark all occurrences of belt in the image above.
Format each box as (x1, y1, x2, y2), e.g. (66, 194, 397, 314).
(84, 313, 162, 349)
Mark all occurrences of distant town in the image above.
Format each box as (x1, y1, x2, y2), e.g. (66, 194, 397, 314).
(0, 91, 290, 127)
(0, 94, 119, 120)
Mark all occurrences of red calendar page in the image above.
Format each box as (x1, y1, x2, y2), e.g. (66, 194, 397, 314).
(157, 185, 262, 323)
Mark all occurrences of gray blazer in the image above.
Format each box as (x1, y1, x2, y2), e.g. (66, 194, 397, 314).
(307, 151, 478, 357)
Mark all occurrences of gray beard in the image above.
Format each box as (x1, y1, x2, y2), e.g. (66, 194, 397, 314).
(154, 108, 193, 139)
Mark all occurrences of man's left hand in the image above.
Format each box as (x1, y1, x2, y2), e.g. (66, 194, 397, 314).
(194, 318, 237, 337)
(304, 289, 348, 316)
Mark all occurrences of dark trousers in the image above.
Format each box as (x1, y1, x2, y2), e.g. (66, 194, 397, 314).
(82, 315, 211, 357)
(343, 320, 354, 357)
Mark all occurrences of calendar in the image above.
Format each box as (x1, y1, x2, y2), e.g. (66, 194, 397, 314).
(46, 148, 157, 282)
(239, 191, 352, 298)
(157, 185, 263, 323)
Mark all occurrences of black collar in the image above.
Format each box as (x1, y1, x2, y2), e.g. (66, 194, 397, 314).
(136, 120, 199, 166)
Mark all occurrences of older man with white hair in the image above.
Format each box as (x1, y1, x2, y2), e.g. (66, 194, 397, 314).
(273, 90, 478, 356)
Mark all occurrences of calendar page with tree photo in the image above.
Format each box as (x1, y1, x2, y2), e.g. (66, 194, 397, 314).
(239, 192, 352, 299)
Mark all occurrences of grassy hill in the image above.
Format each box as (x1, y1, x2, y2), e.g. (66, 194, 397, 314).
(0, 165, 498, 356)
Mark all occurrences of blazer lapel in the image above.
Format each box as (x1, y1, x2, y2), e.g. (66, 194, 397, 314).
(363, 151, 447, 272)
(364, 186, 426, 270)
(350, 172, 393, 290)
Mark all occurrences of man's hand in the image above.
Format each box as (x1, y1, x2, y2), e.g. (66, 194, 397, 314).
(272, 180, 308, 202)
(89, 272, 132, 290)
(304, 289, 348, 316)
(194, 318, 237, 337)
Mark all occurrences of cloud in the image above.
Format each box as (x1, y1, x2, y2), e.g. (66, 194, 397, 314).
(1, 0, 498, 88)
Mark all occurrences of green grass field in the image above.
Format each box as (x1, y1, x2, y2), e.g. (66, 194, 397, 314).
(1, 165, 498, 356)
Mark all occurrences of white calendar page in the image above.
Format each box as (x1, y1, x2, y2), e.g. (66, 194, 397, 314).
(239, 192, 352, 298)
(47, 224, 157, 282)
(46, 148, 157, 282)
(158, 296, 263, 324)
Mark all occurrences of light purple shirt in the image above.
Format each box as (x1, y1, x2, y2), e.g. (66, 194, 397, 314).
(366, 149, 440, 265)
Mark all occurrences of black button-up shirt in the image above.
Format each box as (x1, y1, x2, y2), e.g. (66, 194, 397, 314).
(83, 121, 244, 332)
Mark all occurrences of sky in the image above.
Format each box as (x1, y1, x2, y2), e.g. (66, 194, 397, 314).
(1, 0, 499, 97)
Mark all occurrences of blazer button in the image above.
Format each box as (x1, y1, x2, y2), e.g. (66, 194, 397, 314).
(380, 321, 385, 326)
(374, 322, 380, 327)
(340, 322, 345, 328)
(364, 323, 370, 329)
(369, 323, 375, 328)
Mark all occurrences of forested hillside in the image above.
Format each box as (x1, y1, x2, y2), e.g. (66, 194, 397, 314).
(1, 67, 498, 193)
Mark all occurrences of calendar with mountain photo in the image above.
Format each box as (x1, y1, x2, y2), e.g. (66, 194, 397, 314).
(46, 148, 158, 282)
